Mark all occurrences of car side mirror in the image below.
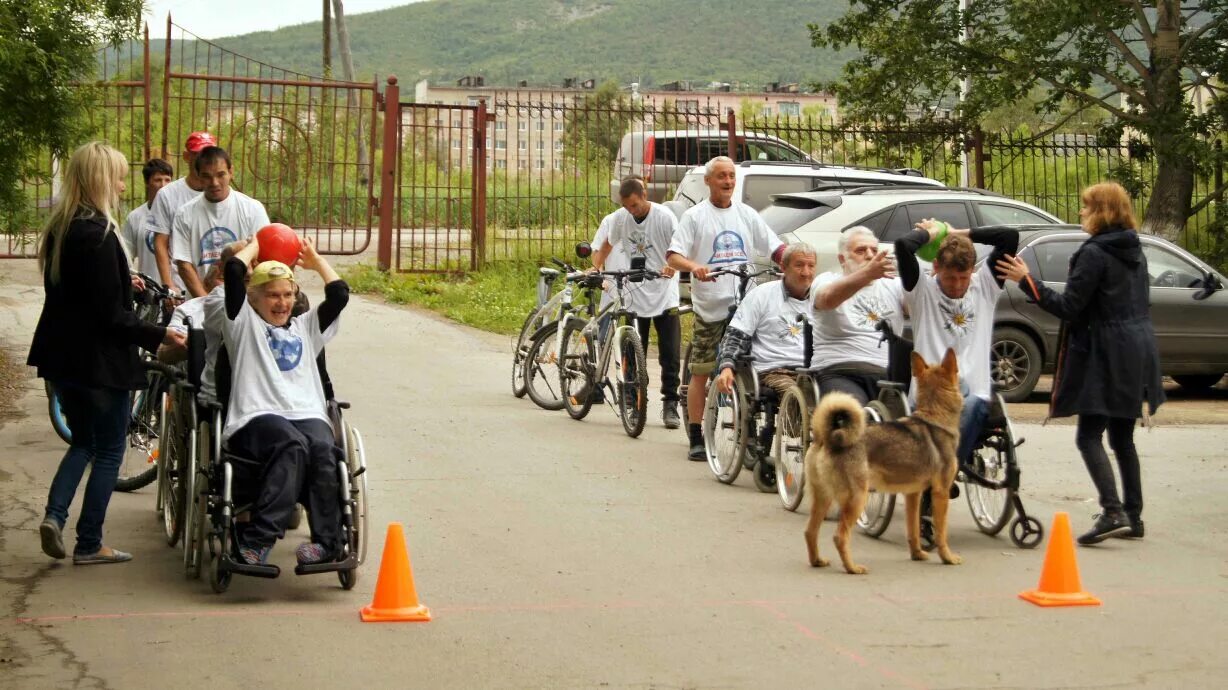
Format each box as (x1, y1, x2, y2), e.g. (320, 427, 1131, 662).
(575, 242, 592, 259)
(1193, 272, 1222, 301)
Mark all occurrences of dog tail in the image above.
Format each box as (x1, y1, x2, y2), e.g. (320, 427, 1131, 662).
(811, 392, 866, 450)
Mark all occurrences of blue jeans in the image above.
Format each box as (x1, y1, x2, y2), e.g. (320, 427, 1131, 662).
(958, 395, 989, 468)
(44, 381, 130, 555)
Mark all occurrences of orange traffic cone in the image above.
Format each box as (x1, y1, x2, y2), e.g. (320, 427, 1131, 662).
(1019, 512, 1101, 607)
(360, 522, 432, 622)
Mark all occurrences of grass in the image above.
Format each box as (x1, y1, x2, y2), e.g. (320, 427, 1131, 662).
(342, 262, 541, 336)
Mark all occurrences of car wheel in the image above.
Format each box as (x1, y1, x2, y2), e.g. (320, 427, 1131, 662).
(992, 327, 1042, 403)
(1173, 374, 1224, 391)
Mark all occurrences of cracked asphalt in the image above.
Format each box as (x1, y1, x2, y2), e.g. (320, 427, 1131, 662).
(2, 258, 1227, 689)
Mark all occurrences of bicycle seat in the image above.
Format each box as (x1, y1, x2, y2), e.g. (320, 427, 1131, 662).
(539, 267, 561, 277)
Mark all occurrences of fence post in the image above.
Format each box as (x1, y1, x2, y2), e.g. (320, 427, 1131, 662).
(161, 13, 172, 162)
(973, 127, 986, 189)
(726, 108, 738, 160)
(377, 76, 400, 272)
(1216, 140, 1224, 205)
(142, 23, 151, 161)
(472, 99, 489, 271)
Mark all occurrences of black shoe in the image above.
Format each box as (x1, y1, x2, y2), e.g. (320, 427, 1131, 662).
(687, 423, 706, 462)
(1116, 516, 1144, 539)
(1077, 512, 1131, 545)
(662, 402, 681, 430)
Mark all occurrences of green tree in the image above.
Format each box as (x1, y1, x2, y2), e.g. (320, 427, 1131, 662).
(812, 1, 1227, 241)
(0, 0, 145, 222)
(563, 80, 638, 170)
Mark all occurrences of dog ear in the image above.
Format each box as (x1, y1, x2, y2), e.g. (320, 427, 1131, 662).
(910, 350, 927, 378)
(941, 348, 958, 377)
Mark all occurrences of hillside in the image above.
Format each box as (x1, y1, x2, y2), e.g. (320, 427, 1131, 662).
(207, 0, 853, 90)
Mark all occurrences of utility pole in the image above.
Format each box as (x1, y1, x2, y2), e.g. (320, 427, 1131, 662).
(332, 0, 369, 182)
(323, 0, 332, 77)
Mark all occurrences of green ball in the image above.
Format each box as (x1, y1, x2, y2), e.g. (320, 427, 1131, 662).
(916, 223, 948, 262)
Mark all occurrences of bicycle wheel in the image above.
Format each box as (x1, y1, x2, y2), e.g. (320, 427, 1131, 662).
(116, 383, 160, 492)
(161, 394, 185, 546)
(703, 378, 746, 484)
(616, 328, 648, 438)
(524, 321, 568, 411)
(45, 381, 72, 444)
(678, 343, 692, 442)
(965, 440, 1016, 536)
(775, 385, 808, 512)
(559, 319, 596, 420)
(511, 308, 541, 399)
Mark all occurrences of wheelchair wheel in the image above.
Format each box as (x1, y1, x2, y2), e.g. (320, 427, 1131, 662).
(857, 400, 896, 537)
(559, 319, 596, 421)
(616, 328, 649, 438)
(155, 392, 170, 518)
(752, 458, 776, 493)
(181, 426, 199, 575)
(775, 386, 809, 511)
(703, 379, 747, 484)
(338, 568, 358, 590)
(1010, 515, 1044, 549)
(965, 447, 1015, 536)
(524, 321, 567, 411)
(208, 534, 231, 594)
(348, 423, 370, 565)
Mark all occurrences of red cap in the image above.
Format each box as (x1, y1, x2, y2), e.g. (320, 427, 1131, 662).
(185, 131, 217, 153)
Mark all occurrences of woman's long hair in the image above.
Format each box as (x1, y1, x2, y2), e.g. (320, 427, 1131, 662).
(37, 142, 129, 284)
(1081, 182, 1138, 235)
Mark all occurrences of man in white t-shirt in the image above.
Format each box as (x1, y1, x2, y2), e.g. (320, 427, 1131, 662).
(120, 159, 174, 282)
(221, 237, 349, 567)
(171, 146, 270, 298)
(592, 177, 683, 428)
(714, 242, 817, 397)
(897, 220, 1019, 467)
(147, 131, 216, 291)
(667, 156, 784, 461)
(810, 226, 905, 406)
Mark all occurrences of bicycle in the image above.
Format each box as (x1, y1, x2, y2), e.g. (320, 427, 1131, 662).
(512, 256, 585, 400)
(556, 266, 659, 437)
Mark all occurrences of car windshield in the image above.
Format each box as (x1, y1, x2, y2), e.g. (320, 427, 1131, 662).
(760, 199, 836, 235)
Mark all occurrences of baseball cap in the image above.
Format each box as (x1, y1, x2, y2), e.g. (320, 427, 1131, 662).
(249, 261, 296, 288)
(185, 131, 218, 153)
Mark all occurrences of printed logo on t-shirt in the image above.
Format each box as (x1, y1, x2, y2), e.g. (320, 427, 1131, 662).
(265, 326, 303, 372)
(708, 230, 748, 265)
(623, 230, 652, 257)
(849, 292, 896, 331)
(200, 227, 238, 266)
(940, 300, 976, 337)
(144, 229, 156, 253)
(774, 314, 806, 343)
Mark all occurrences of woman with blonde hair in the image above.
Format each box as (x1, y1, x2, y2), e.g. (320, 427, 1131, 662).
(28, 141, 186, 564)
(997, 181, 1163, 545)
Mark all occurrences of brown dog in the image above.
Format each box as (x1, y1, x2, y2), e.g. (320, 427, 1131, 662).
(803, 349, 964, 574)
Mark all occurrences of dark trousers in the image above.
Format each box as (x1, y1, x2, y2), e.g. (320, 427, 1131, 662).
(816, 369, 885, 408)
(228, 415, 341, 551)
(636, 312, 681, 402)
(44, 382, 129, 555)
(1075, 415, 1142, 518)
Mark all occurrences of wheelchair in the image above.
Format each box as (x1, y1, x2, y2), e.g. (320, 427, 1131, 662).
(702, 354, 789, 493)
(181, 327, 370, 593)
(841, 322, 1045, 549)
(773, 320, 908, 533)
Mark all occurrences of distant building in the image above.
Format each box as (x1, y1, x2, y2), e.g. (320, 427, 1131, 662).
(413, 78, 839, 173)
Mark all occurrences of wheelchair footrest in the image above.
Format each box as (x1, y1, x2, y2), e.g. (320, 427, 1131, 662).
(220, 556, 281, 579)
(293, 552, 359, 576)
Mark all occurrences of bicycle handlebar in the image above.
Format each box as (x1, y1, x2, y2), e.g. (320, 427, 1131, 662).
(142, 358, 184, 381)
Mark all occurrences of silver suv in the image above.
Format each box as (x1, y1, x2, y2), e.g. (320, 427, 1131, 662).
(610, 130, 813, 203)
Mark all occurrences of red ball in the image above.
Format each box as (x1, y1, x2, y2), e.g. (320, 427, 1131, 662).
(255, 223, 302, 267)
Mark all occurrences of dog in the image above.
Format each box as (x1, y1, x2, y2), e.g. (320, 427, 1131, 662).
(803, 348, 964, 574)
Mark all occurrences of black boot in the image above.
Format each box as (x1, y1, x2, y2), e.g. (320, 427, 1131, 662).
(1077, 512, 1131, 545)
(687, 423, 705, 462)
(1116, 515, 1144, 539)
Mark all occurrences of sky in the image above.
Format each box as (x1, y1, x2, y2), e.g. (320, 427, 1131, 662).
(143, 0, 424, 39)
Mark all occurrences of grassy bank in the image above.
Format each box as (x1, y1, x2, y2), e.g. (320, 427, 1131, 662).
(342, 262, 541, 336)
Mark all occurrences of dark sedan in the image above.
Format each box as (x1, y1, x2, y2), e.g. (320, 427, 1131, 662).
(991, 225, 1228, 401)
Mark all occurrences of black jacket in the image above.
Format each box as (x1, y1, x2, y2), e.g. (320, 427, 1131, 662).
(27, 216, 166, 390)
(1020, 226, 1164, 418)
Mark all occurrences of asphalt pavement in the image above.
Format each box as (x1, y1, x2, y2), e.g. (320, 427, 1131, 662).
(2, 260, 1227, 689)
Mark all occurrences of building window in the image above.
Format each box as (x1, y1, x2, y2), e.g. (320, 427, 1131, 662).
(554, 140, 563, 151)
(536, 140, 545, 150)
(496, 139, 506, 150)
(518, 140, 526, 151)
(495, 159, 507, 170)
(553, 159, 562, 170)
(554, 121, 564, 132)
(678, 99, 699, 113)
(536, 159, 545, 170)
(517, 160, 527, 170)
(495, 121, 506, 131)
(779, 101, 801, 117)
(535, 121, 545, 131)
(760, 106, 772, 118)
(452, 138, 460, 149)
(518, 121, 527, 131)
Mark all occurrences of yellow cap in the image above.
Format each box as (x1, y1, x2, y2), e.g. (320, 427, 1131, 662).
(249, 260, 296, 287)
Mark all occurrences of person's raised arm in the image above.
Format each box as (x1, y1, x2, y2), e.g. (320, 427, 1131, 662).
(996, 249, 1105, 321)
(814, 250, 896, 310)
(967, 226, 1019, 287)
(895, 225, 933, 292)
(591, 239, 614, 272)
(224, 239, 259, 320)
(297, 238, 348, 331)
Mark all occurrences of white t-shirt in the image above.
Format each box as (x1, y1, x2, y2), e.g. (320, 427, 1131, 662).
(591, 223, 627, 310)
(120, 204, 157, 278)
(170, 190, 270, 276)
(904, 263, 1002, 400)
(601, 203, 680, 318)
(811, 273, 905, 370)
(728, 280, 811, 373)
(144, 178, 200, 290)
(669, 199, 782, 322)
(221, 300, 339, 440)
(168, 294, 208, 333)
(199, 285, 227, 403)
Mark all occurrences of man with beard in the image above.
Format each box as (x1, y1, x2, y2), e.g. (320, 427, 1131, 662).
(810, 226, 905, 406)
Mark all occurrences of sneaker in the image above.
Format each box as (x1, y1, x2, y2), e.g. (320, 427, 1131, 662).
(1116, 516, 1145, 539)
(1077, 512, 1131, 545)
(295, 542, 333, 566)
(238, 544, 272, 565)
(662, 402, 681, 430)
(39, 518, 66, 559)
(73, 547, 133, 565)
